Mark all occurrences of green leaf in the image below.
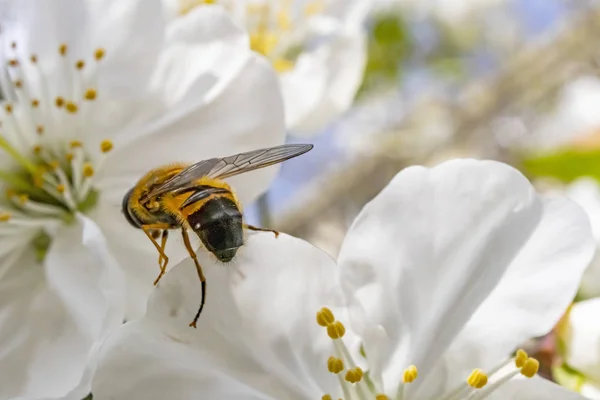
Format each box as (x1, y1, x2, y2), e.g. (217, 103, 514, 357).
(522, 148, 600, 183)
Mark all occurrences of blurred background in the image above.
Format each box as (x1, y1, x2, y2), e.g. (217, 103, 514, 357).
(248, 0, 600, 255)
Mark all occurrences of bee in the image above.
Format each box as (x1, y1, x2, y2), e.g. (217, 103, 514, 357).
(122, 144, 313, 327)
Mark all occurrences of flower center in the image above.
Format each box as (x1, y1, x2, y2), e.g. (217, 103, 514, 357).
(0, 40, 112, 260)
(178, 0, 326, 72)
(315, 308, 540, 400)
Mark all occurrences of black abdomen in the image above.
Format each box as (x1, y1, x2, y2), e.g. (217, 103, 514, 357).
(189, 197, 243, 262)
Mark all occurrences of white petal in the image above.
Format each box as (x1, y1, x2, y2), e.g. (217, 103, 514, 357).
(93, 320, 273, 400)
(581, 381, 600, 400)
(437, 196, 594, 393)
(94, 233, 343, 399)
(337, 159, 594, 395)
(565, 178, 600, 298)
(150, 5, 249, 109)
(0, 253, 92, 400)
(96, 53, 285, 207)
(489, 376, 588, 400)
(44, 215, 125, 337)
(86, 0, 165, 96)
(280, 51, 328, 131)
(289, 28, 367, 135)
(563, 299, 600, 382)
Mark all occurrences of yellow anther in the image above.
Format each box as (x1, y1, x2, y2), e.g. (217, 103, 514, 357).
(33, 173, 44, 188)
(250, 32, 279, 56)
(70, 140, 82, 148)
(55, 97, 65, 108)
(14, 80, 22, 89)
(56, 184, 65, 193)
(65, 153, 74, 162)
(30, 54, 38, 64)
(304, 0, 325, 16)
(48, 160, 60, 170)
(4, 104, 13, 113)
(65, 101, 78, 113)
(322, 395, 332, 400)
(0, 212, 11, 222)
(84, 88, 97, 100)
(31, 99, 40, 108)
(95, 48, 105, 61)
(467, 369, 488, 389)
(327, 356, 344, 374)
(402, 365, 418, 383)
(273, 58, 294, 73)
(6, 189, 16, 198)
(520, 358, 539, 378)
(18, 194, 29, 204)
(344, 367, 363, 384)
(36, 125, 44, 135)
(514, 349, 528, 368)
(8, 59, 18, 67)
(327, 321, 346, 339)
(75, 60, 85, 70)
(316, 307, 335, 326)
(83, 163, 94, 177)
(376, 395, 390, 400)
(59, 44, 68, 56)
(33, 145, 42, 155)
(276, 11, 291, 30)
(100, 139, 113, 153)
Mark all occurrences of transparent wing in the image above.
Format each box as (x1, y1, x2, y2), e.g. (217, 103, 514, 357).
(143, 144, 313, 200)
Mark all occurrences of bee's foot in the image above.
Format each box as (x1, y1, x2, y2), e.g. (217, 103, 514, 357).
(189, 321, 197, 329)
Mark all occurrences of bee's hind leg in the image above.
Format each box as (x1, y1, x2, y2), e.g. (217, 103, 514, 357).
(181, 228, 206, 329)
(244, 224, 279, 238)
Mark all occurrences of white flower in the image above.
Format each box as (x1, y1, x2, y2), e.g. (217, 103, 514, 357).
(165, 0, 370, 135)
(559, 298, 600, 399)
(92, 159, 594, 400)
(565, 179, 600, 299)
(0, 0, 284, 398)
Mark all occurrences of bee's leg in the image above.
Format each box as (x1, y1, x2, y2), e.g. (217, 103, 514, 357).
(243, 224, 279, 238)
(154, 230, 169, 285)
(141, 223, 171, 286)
(181, 228, 206, 329)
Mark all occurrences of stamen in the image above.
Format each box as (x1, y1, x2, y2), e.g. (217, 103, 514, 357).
(316, 307, 335, 326)
(84, 88, 97, 100)
(32, 145, 42, 156)
(467, 369, 488, 389)
(4, 103, 12, 113)
(55, 97, 65, 108)
(14, 80, 22, 89)
(520, 358, 539, 378)
(70, 140, 82, 148)
(36, 125, 44, 135)
(327, 356, 344, 374)
(376, 395, 390, 400)
(95, 48, 106, 61)
(344, 367, 363, 384)
(59, 44, 68, 56)
(56, 184, 65, 193)
(100, 139, 113, 153)
(0, 212, 10, 221)
(514, 349, 528, 368)
(30, 54, 38, 64)
(402, 365, 418, 383)
(65, 101, 78, 113)
(31, 99, 40, 107)
(82, 163, 94, 177)
(327, 321, 346, 339)
(75, 60, 85, 70)
(322, 395, 332, 400)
